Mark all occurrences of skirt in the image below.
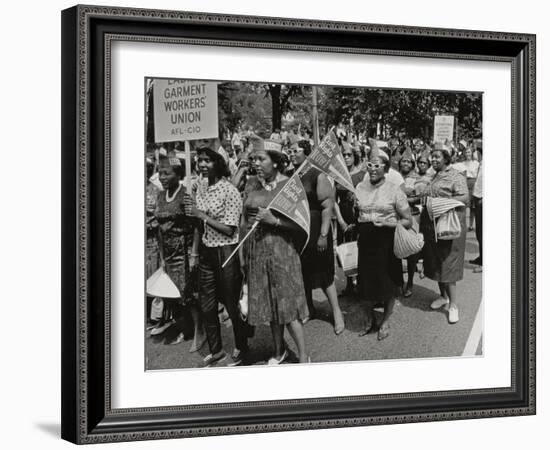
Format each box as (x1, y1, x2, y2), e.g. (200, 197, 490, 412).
(357, 223, 402, 303)
(420, 207, 467, 283)
(245, 225, 309, 326)
(301, 210, 335, 289)
(163, 235, 198, 306)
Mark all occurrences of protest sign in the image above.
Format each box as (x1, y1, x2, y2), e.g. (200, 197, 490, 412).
(433, 115, 455, 144)
(269, 172, 311, 251)
(307, 131, 355, 193)
(153, 79, 218, 143)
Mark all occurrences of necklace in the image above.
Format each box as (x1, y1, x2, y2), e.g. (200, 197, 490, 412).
(165, 184, 182, 203)
(261, 173, 282, 191)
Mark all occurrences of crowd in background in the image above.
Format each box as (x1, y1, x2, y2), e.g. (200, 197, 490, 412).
(145, 123, 483, 367)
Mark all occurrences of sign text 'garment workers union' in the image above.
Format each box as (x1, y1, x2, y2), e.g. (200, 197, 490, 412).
(153, 79, 218, 143)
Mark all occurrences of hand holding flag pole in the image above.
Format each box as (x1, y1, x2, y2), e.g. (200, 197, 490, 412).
(221, 159, 311, 268)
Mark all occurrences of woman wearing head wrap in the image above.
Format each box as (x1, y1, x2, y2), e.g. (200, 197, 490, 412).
(419, 145, 469, 324)
(354, 143, 413, 340)
(240, 146, 310, 364)
(289, 140, 346, 336)
(152, 157, 206, 350)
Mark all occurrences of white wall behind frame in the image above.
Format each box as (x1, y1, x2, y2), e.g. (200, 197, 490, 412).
(0, 0, 545, 450)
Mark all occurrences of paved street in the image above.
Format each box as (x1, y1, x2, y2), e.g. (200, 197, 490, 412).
(145, 229, 482, 370)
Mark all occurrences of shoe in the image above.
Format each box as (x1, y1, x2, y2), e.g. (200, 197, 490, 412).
(468, 226, 474, 232)
(333, 312, 345, 335)
(473, 266, 483, 273)
(202, 350, 227, 367)
(359, 324, 377, 337)
(448, 305, 459, 324)
(168, 332, 185, 345)
(226, 348, 247, 367)
(189, 333, 207, 353)
(377, 323, 390, 341)
(403, 287, 413, 298)
(149, 320, 174, 336)
(267, 349, 288, 365)
(469, 257, 481, 265)
(430, 297, 449, 310)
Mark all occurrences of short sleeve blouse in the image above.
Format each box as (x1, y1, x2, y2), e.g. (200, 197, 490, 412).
(195, 178, 242, 247)
(427, 166, 469, 199)
(355, 178, 409, 225)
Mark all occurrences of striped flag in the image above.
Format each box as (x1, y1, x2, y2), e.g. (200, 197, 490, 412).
(426, 197, 465, 220)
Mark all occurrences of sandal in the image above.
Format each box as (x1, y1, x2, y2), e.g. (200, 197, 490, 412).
(377, 323, 390, 341)
(267, 349, 288, 365)
(334, 312, 345, 336)
(359, 325, 377, 337)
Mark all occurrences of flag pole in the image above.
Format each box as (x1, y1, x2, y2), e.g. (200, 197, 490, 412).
(312, 86, 320, 150)
(184, 141, 192, 194)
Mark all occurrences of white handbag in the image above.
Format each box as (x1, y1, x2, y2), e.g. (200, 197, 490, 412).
(336, 241, 358, 277)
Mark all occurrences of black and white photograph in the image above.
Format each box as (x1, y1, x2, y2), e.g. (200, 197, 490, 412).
(144, 78, 483, 370)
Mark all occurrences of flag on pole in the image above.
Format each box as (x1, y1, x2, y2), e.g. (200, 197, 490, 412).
(268, 172, 311, 252)
(306, 131, 355, 193)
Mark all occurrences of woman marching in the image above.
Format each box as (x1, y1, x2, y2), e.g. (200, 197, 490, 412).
(184, 147, 252, 367)
(334, 142, 366, 295)
(462, 145, 480, 231)
(241, 145, 310, 364)
(354, 142, 413, 340)
(153, 157, 206, 351)
(289, 140, 346, 335)
(420, 144, 469, 324)
(398, 147, 421, 298)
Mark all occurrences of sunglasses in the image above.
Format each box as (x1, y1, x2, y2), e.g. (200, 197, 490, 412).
(366, 162, 384, 170)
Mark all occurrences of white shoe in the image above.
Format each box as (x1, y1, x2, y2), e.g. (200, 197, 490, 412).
(267, 349, 288, 365)
(448, 305, 459, 324)
(430, 297, 449, 310)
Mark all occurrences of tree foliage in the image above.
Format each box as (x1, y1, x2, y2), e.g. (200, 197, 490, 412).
(323, 87, 482, 140)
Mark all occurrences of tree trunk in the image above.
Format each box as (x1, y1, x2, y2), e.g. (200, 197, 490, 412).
(270, 84, 282, 131)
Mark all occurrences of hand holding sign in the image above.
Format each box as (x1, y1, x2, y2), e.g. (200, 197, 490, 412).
(256, 207, 277, 226)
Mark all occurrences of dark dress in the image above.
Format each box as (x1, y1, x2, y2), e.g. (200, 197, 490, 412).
(420, 167, 469, 283)
(355, 179, 408, 303)
(336, 169, 366, 244)
(146, 182, 160, 279)
(300, 166, 335, 289)
(154, 186, 197, 304)
(243, 177, 309, 326)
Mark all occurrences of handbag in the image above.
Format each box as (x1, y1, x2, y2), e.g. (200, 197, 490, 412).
(239, 283, 249, 320)
(435, 209, 461, 240)
(393, 222, 424, 259)
(336, 241, 358, 277)
(150, 297, 164, 321)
